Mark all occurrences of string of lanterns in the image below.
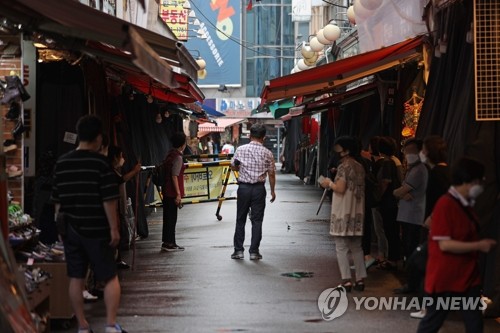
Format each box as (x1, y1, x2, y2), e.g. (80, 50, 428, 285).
(291, 0, 385, 74)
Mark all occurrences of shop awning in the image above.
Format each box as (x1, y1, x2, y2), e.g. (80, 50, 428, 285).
(198, 118, 245, 132)
(200, 104, 226, 118)
(2, 0, 204, 102)
(4, 0, 198, 80)
(260, 36, 424, 104)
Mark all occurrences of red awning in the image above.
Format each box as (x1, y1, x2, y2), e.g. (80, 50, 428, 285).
(260, 36, 424, 104)
(197, 118, 245, 133)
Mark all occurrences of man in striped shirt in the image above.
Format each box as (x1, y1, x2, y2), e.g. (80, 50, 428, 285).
(231, 123, 276, 260)
(52, 115, 126, 333)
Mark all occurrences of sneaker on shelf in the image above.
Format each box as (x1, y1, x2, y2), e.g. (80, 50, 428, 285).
(161, 243, 183, 252)
(231, 251, 244, 259)
(410, 308, 426, 319)
(7, 165, 22, 178)
(3, 141, 17, 153)
(105, 323, 127, 333)
(249, 252, 262, 260)
(83, 290, 98, 301)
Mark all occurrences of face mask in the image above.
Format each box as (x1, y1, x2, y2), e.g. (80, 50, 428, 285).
(468, 184, 484, 199)
(419, 151, 427, 163)
(406, 153, 419, 164)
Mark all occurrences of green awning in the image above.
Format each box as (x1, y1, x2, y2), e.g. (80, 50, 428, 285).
(269, 99, 294, 119)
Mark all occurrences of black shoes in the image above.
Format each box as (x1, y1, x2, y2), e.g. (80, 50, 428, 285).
(161, 243, 185, 252)
(231, 251, 244, 259)
(249, 252, 262, 260)
(116, 260, 130, 270)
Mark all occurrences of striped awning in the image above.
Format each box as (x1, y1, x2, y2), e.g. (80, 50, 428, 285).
(197, 118, 245, 133)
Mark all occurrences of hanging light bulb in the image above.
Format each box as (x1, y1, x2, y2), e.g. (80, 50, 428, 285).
(198, 69, 207, 79)
(323, 23, 341, 42)
(316, 29, 330, 45)
(301, 44, 315, 59)
(195, 57, 206, 70)
(309, 37, 324, 52)
(347, 6, 356, 24)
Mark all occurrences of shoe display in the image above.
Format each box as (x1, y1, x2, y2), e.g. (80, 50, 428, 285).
(7, 165, 23, 178)
(5, 101, 20, 120)
(3, 141, 17, 152)
(12, 120, 26, 139)
(410, 309, 426, 319)
(231, 251, 244, 259)
(249, 252, 262, 260)
(105, 323, 127, 333)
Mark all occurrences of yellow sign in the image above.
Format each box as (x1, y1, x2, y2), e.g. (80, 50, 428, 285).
(182, 165, 236, 203)
(159, 0, 189, 41)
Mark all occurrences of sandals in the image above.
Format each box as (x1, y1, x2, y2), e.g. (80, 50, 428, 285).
(339, 280, 365, 292)
(340, 280, 353, 292)
(354, 280, 365, 292)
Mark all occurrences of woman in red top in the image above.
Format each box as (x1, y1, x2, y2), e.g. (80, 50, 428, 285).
(417, 157, 496, 333)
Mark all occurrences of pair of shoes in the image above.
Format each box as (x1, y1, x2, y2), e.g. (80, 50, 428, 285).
(77, 327, 94, 333)
(82, 290, 98, 301)
(249, 252, 263, 260)
(377, 260, 397, 271)
(339, 280, 353, 292)
(410, 308, 426, 319)
(393, 284, 415, 294)
(105, 323, 127, 333)
(161, 243, 184, 252)
(354, 280, 365, 291)
(231, 251, 244, 259)
(116, 260, 130, 269)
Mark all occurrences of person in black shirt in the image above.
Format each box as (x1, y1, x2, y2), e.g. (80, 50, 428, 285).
(52, 115, 127, 333)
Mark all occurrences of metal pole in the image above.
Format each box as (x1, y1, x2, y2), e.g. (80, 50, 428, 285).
(277, 126, 281, 164)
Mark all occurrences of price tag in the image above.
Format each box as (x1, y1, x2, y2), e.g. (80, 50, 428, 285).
(27, 258, 34, 266)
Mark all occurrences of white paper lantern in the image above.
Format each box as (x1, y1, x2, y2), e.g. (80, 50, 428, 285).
(323, 24, 341, 42)
(304, 52, 318, 65)
(298, 59, 314, 71)
(301, 44, 315, 59)
(294, 65, 302, 73)
(198, 69, 207, 79)
(195, 58, 206, 70)
(347, 6, 356, 24)
(360, 0, 383, 10)
(309, 37, 324, 52)
(353, 0, 374, 20)
(290, 68, 296, 74)
(316, 29, 330, 45)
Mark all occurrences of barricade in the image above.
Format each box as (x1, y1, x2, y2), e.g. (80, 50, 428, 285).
(143, 153, 238, 221)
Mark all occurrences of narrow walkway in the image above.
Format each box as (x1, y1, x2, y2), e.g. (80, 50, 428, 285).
(54, 172, 498, 333)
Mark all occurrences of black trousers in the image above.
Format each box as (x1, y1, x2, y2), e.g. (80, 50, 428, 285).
(233, 183, 266, 253)
(162, 196, 178, 244)
(400, 222, 422, 261)
(362, 204, 374, 256)
(380, 200, 400, 261)
(417, 286, 484, 333)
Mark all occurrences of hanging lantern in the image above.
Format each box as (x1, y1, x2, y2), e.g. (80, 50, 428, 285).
(198, 69, 207, 79)
(290, 68, 296, 74)
(297, 59, 313, 71)
(347, 6, 356, 24)
(195, 57, 206, 70)
(309, 37, 324, 52)
(294, 65, 302, 73)
(353, 0, 374, 20)
(323, 24, 341, 42)
(304, 53, 318, 66)
(301, 44, 315, 59)
(360, 0, 383, 10)
(401, 126, 414, 137)
(316, 29, 330, 45)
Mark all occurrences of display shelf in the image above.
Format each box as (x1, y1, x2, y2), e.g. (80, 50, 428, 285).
(35, 262, 73, 320)
(27, 280, 50, 311)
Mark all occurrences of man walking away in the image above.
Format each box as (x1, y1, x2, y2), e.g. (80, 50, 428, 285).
(231, 124, 276, 260)
(52, 115, 126, 333)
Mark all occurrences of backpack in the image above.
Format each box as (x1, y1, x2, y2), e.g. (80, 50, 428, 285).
(151, 161, 167, 187)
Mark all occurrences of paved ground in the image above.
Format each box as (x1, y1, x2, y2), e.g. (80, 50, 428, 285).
(53, 172, 499, 333)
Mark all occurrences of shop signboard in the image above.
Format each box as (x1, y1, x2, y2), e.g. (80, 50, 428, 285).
(217, 97, 260, 117)
(159, 0, 189, 41)
(184, 0, 242, 86)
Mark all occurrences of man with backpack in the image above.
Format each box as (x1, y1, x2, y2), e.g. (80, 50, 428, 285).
(160, 132, 187, 252)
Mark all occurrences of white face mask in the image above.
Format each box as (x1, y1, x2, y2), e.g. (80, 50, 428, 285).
(468, 184, 484, 199)
(406, 153, 419, 164)
(419, 151, 427, 163)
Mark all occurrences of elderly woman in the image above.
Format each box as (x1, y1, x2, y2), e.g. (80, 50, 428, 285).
(321, 136, 366, 291)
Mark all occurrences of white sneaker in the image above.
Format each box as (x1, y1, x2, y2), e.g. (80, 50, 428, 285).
(82, 290, 98, 301)
(410, 308, 426, 319)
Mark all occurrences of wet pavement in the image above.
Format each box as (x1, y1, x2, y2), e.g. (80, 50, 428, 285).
(53, 172, 499, 333)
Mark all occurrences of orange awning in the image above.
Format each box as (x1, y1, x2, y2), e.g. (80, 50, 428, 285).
(260, 36, 424, 104)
